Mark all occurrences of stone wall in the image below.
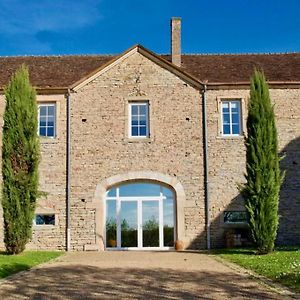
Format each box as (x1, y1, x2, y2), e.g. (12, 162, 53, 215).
(0, 53, 299, 251)
(70, 50, 205, 250)
(206, 88, 300, 247)
(0, 94, 67, 251)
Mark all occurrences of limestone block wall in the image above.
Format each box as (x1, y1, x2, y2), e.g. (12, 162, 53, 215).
(206, 88, 300, 247)
(0, 94, 67, 251)
(70, 51, 206, 250)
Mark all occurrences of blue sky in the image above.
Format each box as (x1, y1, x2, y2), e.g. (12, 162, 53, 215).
(0, 0, 299, 56)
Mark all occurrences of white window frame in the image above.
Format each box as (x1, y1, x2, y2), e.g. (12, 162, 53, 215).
(221, 100, 242, 136)
(104, 185, 176, 250)
(128, 102, 149, 138)
(38, 103, 56, 138)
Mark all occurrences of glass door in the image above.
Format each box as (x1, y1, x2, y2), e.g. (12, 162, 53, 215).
(105, 182, 175, 250)
(142, 200, 160, 247)
(120, 201, 138, 248)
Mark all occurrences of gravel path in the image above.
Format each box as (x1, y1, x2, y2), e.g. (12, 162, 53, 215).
(0, 251, 294, 299)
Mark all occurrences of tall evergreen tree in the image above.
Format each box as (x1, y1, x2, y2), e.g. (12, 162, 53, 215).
(2, 65, 40, 254)
(243, 70, 284, 254)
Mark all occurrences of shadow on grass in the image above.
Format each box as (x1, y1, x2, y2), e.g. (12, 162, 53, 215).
(0, 263, 30, 278)
(210, 248, 255, 256)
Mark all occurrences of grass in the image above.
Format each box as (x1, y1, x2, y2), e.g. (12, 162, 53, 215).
(212, 246, 300, 292)
(0, 251, 64, 278)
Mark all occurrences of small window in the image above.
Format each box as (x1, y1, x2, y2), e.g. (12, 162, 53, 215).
(34, 214, 55, 226)
(221, 100, 241, 136)
(38, 103, 56, 137)
(224, 211, 248, 224)
(128, 102, 149, 138)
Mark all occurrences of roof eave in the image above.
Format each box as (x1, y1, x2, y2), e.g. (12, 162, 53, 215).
(0, 87, 69, 95)
(206, 81, 300, 90)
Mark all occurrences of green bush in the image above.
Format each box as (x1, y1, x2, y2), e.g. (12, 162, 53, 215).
(2, 65, 40, 254)
(242, 70, 284, 254)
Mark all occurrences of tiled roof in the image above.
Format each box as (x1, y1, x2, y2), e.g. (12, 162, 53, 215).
(0, 51, 299, 89)
(178, 53, 300, 84)
(0, 55, 115, 89)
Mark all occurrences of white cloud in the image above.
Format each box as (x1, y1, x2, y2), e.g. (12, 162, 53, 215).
(0, 0, 103, 35)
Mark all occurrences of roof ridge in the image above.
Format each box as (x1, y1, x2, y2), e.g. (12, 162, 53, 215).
(179, 52, 300, 56)
(0, 54, 116, 58)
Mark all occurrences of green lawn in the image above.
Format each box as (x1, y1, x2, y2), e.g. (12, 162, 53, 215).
(0, 251, 64, 278)
(212, 247, 300, 292)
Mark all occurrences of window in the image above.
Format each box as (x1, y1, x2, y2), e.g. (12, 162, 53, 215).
(106, 182, 175, 249)
(34, 214, 55, 226)
(38, 103, 56, 137)
(221, 100, 241, 136)
(224, 211, 248, 224)
(128, 102, 149, 138)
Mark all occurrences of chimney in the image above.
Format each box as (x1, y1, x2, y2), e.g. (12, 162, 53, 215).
(171, 17, 181, 67)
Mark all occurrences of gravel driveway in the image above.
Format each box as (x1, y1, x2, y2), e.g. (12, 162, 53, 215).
(0, 251, 294, 299)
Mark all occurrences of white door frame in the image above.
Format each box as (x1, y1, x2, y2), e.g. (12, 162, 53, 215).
(105, 188, 175, 250)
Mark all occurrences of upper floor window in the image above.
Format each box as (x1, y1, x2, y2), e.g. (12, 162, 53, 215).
(38, 103, 56, 138)
(221, 100, 241, 136)
(128, 102, 149, 138)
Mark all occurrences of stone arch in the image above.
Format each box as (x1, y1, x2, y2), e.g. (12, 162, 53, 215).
(93, 171, 186, 250)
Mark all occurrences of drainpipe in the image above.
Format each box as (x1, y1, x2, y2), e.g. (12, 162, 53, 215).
(66, 89, 71, 251)
(202, 84, 211, 250)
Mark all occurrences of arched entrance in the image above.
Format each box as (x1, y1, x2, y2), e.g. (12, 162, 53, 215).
(94, 171, 186, 250)
(105, 182, 175, 250)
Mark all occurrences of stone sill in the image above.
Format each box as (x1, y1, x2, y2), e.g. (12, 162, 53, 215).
(222, 223, 249, 229)
(124, 137, 153, 143)
(216, 135, 244, 140)
(39, 137, 59, 144)
(33, 225, 57, 230)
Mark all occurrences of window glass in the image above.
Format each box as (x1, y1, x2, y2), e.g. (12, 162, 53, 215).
(129, 102, 149, 138)
(38, 104, 56, 137)
(106, 200, 117, 247)
(119, 182, 161, 197)
(164, 198, 174, 246)
(35, 214, 55, 225)
(224, 211, 248, 223)
(221, 100, 241, 136)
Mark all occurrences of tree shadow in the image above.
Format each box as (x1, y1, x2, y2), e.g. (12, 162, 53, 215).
(0, 263, 31, 278)
(277, 136, 300, 246)
(0, 264, 281, 299)
(188, 136, 300, 250)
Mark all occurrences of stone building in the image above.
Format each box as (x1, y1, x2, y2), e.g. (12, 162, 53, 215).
(0, 18, 299, 250)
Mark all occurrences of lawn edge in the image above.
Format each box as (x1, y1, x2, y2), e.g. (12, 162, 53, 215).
(0, 251, 65, 285)
(211, 254, 300, 299)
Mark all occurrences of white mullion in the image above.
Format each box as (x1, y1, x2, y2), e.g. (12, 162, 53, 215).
(118, 196, 162, 201)
(138, 105, 141, 136)
(229, 102, 233, 135)
(146, 104, 149, 137)
(38, 105, 40, 135)
(53, 104, 56, 137)
(128, 104, 132, 138)
(116, 187, 121, 248)
(46, 106, 49, 137)
(138, 200, 142, 249)
(159, 193, 164, 248)
(173, 196, 176, 243)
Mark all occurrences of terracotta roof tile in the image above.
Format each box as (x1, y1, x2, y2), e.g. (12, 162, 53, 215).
(0, 51, 299, 89)
(174, 53, 300, 83)
(0, 55, 115, 89)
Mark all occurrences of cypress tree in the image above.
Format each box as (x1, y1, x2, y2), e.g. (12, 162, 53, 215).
(243, 70, 284, 254)
(2, 65, 40, 254)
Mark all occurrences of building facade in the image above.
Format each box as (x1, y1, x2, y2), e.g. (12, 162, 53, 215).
(0, 19, 299, 251)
